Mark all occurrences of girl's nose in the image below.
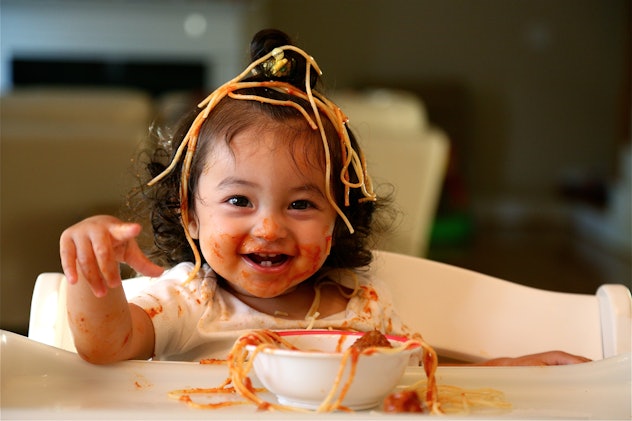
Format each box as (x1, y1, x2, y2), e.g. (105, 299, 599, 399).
(251, 216, 288, 241)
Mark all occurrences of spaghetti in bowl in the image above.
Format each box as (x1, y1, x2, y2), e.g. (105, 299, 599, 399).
(246, 330, 421, 410)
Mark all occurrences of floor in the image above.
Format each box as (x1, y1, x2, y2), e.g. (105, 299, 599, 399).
(427, 220, 632, 295)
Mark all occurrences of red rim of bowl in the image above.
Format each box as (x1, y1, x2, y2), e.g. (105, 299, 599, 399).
(243, 330, 420, 357)
(276, 329, 412, 344)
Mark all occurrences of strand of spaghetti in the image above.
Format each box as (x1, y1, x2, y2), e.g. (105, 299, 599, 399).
(357, 149, 375, 202)
(225, 79, 320, 100)
(230, 343, 269, 408)
(228, 337, 260, 405)
(167, 377, 259, 410)
(306, 285, 322, 320)
(178, 399, 251, 410)
(167, 384, 237, 398)
(315, 92, 376, 201)
(322, 112, 377, 203)
(420, 340, 441, 414)
(412, 385, 511, 414)
(331, 104, 353, 205)
(227, 92, 318, 129)
(228, 332, 314, 413)
(304, 269, 360, 320)
(301, 60, 365, 209)
(315, 92, 354, 205)
(316, 341, 420, 412)
(396, 335, 440, 414)
(178, 112, 214, 281)
(306, 279, 356, 319)
(232, 332, 304, 410)
(303, 62, 340, 234)
(324, 348, 360, 412)
(316, 346, 355, 412)
(147, 121, 198, 186)
(355, 340, 424, 356)
(198, 88, 227, 119)
(346, 152, 366, 190)
(305, 312, 320, 330)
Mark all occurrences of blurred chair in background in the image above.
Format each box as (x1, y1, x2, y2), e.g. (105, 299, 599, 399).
(332, 89, 449, 256)
(1, 87, 152, 333)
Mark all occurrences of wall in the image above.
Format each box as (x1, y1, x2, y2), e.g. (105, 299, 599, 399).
(0, 0, 258, 92)
(262, 0, 630, 212)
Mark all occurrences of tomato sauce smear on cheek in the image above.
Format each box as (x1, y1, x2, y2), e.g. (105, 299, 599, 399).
(211, 233, 242, 260)
(298, 243, 325, 270)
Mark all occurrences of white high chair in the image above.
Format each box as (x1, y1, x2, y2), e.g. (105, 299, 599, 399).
(371, 250, 631, 362)
(28, 250, 631, 361)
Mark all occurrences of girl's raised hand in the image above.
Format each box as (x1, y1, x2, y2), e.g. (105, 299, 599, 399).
(60, 215, 164, 297)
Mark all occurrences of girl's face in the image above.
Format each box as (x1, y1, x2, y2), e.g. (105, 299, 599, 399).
(187, 123, 337, 298)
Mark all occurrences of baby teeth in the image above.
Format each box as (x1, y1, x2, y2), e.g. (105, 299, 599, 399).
(252, 253, 280, 267)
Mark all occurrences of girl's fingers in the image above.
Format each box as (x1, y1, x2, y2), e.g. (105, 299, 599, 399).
(125, 240, 165, 278)
(59, 233, 79, 284)
(89, 228, 123, 290)
(110, 222, 164, 278)
(60, 217, 156, 296)
(74, 235, 109, 297)
(109, 222, 143, 243)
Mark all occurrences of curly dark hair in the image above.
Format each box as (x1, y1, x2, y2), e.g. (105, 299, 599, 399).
(129, 29, 391, 273)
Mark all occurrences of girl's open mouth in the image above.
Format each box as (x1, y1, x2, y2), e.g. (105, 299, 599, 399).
(246, 253, 289, 267)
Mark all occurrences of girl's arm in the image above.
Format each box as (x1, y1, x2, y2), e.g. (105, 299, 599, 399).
(66, 271, 155, 363)
(60, 215, 164, 363)
(478, 350, 591, 366)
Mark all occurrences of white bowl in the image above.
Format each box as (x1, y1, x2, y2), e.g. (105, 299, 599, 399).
(247, 330, 420, 410)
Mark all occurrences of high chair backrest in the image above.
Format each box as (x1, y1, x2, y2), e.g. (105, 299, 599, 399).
(371, 250, 631, 362)
(29, 251, 631, 360)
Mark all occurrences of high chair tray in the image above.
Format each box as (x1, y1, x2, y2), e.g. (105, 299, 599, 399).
(1, 330, 630, 420)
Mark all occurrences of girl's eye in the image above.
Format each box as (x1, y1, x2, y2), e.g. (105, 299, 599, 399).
(227, 196, 251, 207)
(289, 200, 314, 210)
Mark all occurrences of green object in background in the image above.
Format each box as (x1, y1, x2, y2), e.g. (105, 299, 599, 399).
(430, 213, 473, 247)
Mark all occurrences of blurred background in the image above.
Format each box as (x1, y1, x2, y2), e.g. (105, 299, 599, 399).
(1, 0, 630, 335)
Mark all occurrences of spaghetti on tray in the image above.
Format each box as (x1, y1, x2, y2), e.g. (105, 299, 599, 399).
(167, 329, 511, 415)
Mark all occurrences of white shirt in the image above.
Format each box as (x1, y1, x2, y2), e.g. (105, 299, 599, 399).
(130, 262, 413, 361)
